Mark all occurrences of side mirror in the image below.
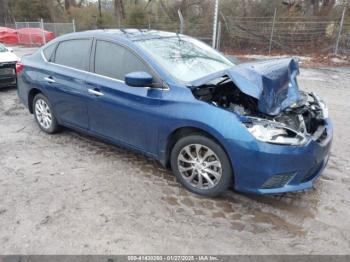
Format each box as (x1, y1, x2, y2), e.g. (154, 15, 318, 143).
(7, 47, 13, 52)
(125, 71, 153, 87)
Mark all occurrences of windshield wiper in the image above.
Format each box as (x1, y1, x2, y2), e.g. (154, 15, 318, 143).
(217, 76, 231, 85)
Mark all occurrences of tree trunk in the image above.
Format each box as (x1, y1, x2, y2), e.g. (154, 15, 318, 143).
(97, 0, 102, 28)
(114, 0, 125, 27)
(65, 0, 76, 12)
(98, 0, 102, 19)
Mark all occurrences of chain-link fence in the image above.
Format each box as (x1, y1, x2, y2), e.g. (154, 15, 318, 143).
(109, 7, 350, 57)
(338, 21, 350, 54)
(1, 7, 349, 57)
(15, 21, 44, 45)
(219, 14, 349, 56)
(119, 16, 213, 45)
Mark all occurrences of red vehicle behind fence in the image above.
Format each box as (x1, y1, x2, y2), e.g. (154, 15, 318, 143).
(0, 27, 55, 45)
(0, 27, 18, 45)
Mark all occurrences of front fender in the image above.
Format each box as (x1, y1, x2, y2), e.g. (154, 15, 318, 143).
(157, 99, 254, 166)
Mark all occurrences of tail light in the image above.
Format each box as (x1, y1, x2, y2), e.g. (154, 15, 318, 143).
(16, 61, 24, 74)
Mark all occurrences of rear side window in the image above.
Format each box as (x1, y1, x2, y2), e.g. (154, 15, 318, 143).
(94, 40, 151, 80)
(43, 43, 56, 61)
(54, 39, 91, 70)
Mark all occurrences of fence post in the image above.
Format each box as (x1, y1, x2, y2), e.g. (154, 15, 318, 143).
(26, 21, 33, 45)
(53, 22, 58, 38)
(72, 19, 76, 32)
(15, 20, 20, 44)
(216, 21, 222, 50)
(40, 18, 46, 45)
(212, 0, 219, 48)
(335, 6, 346, 56)
(269, 8, 277, 55)
(178, 9, 184, 34)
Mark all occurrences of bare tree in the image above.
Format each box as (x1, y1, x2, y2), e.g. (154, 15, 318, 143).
(97, 0, 102, 20)
(158, 0, 203, 20)
(283, 0, 336, 15)
(114, 0, 125, 27)
(63, 0, 85, 13)
(0, 0, 16, 24)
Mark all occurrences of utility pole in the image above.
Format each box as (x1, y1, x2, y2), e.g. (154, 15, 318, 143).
(212, 0, 219, 48)
(269, 8, 277, 55)
(216, 21, 221, 50)
(178, 9, 184, 34)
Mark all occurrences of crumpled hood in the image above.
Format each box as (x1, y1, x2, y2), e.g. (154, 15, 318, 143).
(190, 58, 301, 116)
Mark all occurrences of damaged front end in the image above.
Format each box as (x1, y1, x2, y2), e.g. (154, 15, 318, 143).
(241, 92, 329, 146)
(190, 58, 329, 146)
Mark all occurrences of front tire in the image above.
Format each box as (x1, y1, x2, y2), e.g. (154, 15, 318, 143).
(170, 134, 232, 197)
(33, 93, 60, 134)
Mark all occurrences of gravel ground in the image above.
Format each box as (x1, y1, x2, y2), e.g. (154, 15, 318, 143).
(0, 48, 349, 254)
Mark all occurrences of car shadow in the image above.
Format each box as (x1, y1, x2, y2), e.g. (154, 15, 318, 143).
(57, 126, 319, 237)
(0, 86, 17, 92)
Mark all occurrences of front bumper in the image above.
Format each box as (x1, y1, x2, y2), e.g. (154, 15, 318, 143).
(228, 118, 333, 194)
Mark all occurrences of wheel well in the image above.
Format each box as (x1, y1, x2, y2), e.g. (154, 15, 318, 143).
(28, 88, 42, 113)
(165, 127, 229, 168)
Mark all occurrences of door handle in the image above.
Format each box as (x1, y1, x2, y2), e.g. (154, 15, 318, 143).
(44, 76, 56, 83)
(88, 88, 104, 96)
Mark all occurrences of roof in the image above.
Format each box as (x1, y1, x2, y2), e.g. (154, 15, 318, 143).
(64, 29, 181, 42)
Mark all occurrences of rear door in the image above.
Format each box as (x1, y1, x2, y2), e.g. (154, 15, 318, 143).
(40, 38, 92, 129)
(85, 40, 163, 154)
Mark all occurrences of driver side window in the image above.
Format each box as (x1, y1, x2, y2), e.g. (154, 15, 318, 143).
(94, 40, 153, 81)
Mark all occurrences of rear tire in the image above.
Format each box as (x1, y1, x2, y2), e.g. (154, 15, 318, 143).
(170, 134, 232, 197)
(33, 93, 60, 134)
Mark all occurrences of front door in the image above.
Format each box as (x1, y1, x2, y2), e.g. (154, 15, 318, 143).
(86, 40, 163, 154)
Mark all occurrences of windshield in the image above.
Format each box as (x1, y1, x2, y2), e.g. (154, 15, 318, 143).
(136, 36, 234, 83)
(0, 44, 7, 52)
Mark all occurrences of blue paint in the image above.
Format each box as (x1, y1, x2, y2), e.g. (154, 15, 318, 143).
(191, 58, 301, 116)
(125, 71, 153, 87)
(17, 29, 332, 194)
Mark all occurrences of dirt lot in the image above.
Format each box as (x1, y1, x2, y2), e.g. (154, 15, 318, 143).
(0, 48, 350, 254)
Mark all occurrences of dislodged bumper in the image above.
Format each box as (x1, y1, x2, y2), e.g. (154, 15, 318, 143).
(227, 119, 333, 194)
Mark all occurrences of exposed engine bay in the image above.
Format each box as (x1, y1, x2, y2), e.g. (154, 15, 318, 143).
(192, 77, 328, 145)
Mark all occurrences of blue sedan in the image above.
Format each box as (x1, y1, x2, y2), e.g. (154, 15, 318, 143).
(16, 29, 332, 197)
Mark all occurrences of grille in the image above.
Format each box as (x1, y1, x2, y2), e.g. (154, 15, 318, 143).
(260, 172, 296, 189)
(0, 63, 16, 77)
(0, 68, 15, 76)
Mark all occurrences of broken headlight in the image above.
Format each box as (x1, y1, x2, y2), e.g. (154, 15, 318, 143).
(311, 92, 328, 119)
(243, 118, 308, 146)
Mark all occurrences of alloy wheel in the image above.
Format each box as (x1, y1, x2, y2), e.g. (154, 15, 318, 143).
(177, 144, 222, 189)
(35, 98, 52, 130)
